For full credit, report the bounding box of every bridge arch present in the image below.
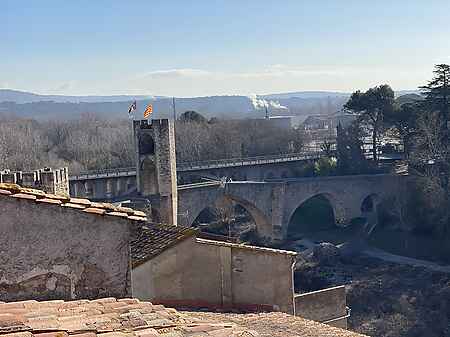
[139,157,158,195]
[360,193,380,214]
[286,192,346,237]
[189,193,272,240]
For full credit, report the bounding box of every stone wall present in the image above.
[294,286,348,329]
[0,196,131,301]
[132,238,296,314]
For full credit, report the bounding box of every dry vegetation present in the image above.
[0,115,305,174]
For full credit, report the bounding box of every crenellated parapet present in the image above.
[0,167,69,197]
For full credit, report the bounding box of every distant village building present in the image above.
[302,112,356,131]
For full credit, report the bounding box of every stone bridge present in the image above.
[68,151,322,200]
[177,174,405,242]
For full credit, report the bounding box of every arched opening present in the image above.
[287,194,337,239]
[139,133,155,155]
[359,193,380,236]
[192,197,257,242]
[191,195,271,244]
[140,158,158,195]
[361,194,379,214]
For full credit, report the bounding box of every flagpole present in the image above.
[172,97,177,121]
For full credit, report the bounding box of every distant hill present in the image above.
[0,89,154,104]
[0,89,425,121]
[395,93,424,105]
[261,91,351,100]
[0,95,288,121]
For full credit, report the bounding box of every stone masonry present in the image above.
[0,167,69,197]
[134,119,178,226]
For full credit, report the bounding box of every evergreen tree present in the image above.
[420,64,450,132]
[336,121,367,174]
[345,84,395,162]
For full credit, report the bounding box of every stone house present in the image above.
[0,183,147,302]
[131,227,297,314]
[131,228,349,328]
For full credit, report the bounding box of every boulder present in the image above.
[312,242,341,265]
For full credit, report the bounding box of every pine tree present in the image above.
[345,85,395,162]
[420,64,450,132]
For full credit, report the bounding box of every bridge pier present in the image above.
[105,179,113,199]
[269,185,287,241]
[84,181,92,198]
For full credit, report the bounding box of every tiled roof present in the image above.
[0,298,256,337]
[181,311,369,337]
[0,183,148,222]
[131,225,197,268]
[196,238,298,256]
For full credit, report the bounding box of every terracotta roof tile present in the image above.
[0,333,33,337]
[0,183,22,193]
[69,198,92,206]
[83,208,107,215]
[0,189,12,195]
[0,297,368,336]
[12,193,36,201]
[127,216,147,222]
[115,207,135,215]
[61,203,87,210]
[43,194,70,202]
[132,211,147,217]
[35,198,62,205]
[99,203,118,212]
[105,212,128,218]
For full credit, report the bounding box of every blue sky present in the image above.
[2,0,450,97]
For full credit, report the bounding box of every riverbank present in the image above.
[295,255,450,337]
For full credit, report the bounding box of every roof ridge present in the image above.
[195,238,297,256]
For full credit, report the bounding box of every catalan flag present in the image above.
[144,103,153,119]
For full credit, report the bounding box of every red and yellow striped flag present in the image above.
[143,104,153,119]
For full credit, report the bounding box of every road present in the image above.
[292,238,450,274]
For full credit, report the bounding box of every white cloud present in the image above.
[54,81,77,93]
[126,64,429,97]
[130,65,348,96]
[141,68,212,79]
[139,65,342,82]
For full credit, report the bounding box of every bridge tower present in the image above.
[133,119,178,226]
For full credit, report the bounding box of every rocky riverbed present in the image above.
[295,251,450,337]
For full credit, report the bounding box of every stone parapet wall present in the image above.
[294,285,348,328]
[0,167,69,196]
